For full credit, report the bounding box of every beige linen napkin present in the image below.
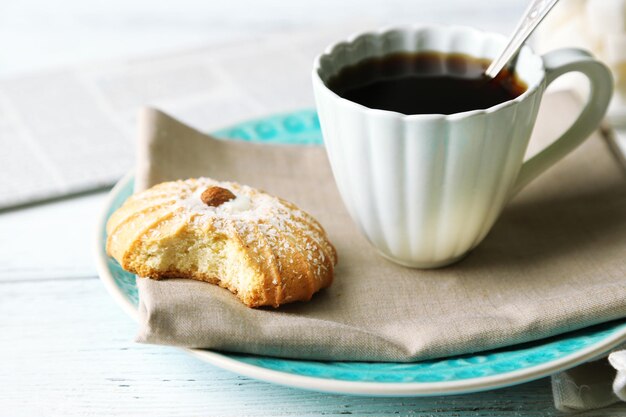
[134,90,626,364]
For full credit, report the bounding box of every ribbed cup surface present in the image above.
[313,26,546,267]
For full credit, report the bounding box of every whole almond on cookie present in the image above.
[201,186,236,207]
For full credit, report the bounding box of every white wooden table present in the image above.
[2,0,626,415]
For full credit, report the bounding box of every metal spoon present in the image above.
[484,0,560,78]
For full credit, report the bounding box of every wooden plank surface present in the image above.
[2,278,626,417]
[2,0,626,415]
[1,192,625,416]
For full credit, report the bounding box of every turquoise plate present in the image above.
[95,109,626,396]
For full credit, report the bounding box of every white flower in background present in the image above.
[535,0,626,125]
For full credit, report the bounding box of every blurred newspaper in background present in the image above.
[2,20,626,210]
[0,28,351,209]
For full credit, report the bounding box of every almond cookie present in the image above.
[106,178,336,307]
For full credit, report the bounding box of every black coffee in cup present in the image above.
[326,51,527,115]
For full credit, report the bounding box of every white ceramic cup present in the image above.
[312,25,613,268]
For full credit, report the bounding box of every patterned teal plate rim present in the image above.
[94,109,626,397]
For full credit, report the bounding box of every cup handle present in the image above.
[511,48,614,195]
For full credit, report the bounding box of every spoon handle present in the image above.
[485,0,560,78]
